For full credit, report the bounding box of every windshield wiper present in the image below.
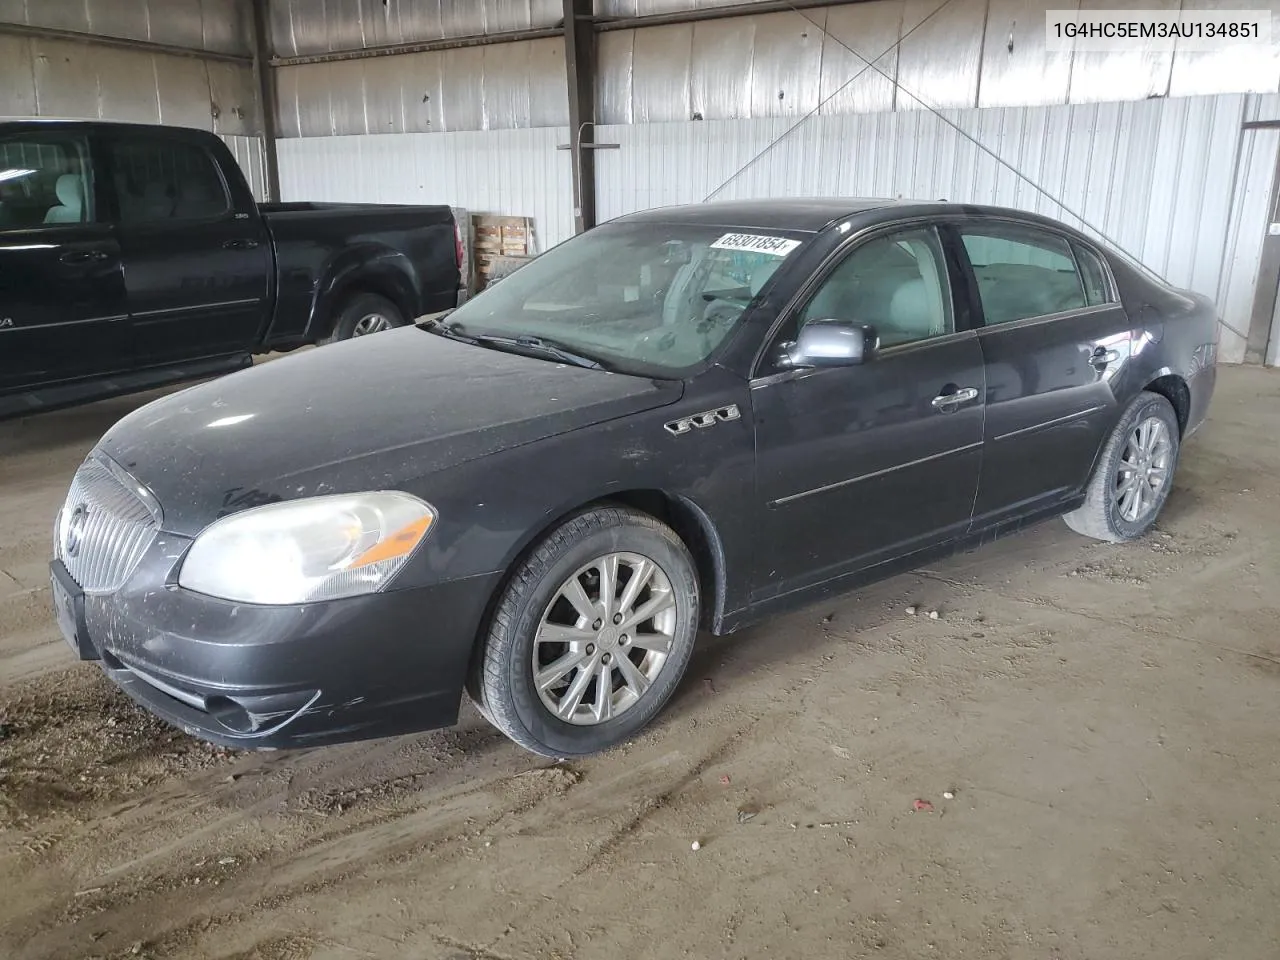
[418,312,477,343]
[473,334,606,371]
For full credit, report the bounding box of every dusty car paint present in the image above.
[50,198,1218,748]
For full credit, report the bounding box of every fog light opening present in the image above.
[205,695,256,733]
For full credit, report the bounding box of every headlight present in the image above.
[178,492,435,604]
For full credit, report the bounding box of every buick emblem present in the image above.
[65,504,89,558]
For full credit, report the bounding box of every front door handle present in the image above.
[222,238,261,250]
[931,386,980,412]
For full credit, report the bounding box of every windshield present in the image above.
[440,222,807,374]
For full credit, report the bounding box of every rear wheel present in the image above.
[468,507,699,758]
[1063,391,1180,543]
[324,292,404,343]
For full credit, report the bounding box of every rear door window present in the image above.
[960,225,1087,325]
[0,135,94,228]
[108,136,229,224]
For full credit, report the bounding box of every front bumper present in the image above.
[51,538,501,749]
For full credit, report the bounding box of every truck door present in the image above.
[105,130,270,365]
[0,129,130,394]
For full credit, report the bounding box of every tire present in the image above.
[468,506,700,758]
[1063,391,1181,543]
[323,292,404,344]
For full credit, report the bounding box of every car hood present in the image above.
[98,328,684,536]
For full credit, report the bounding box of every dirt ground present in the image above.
[2,367,1279,960]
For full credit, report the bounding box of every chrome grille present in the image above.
[54,456,161,594]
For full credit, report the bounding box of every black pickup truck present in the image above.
[0,119,462,418]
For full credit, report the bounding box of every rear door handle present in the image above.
[931,386,980,411]
[1090,347,1121,367]
[222,238,261,250]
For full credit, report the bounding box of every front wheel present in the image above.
[468,507,700,758]
[1063,391,1181,543]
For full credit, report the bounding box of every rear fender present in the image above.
[308,246,420,341]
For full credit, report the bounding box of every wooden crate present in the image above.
[472,214,532,290]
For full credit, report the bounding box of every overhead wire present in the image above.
[706,2,1247,344]
[702,0,961,203]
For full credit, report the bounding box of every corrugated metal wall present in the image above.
[267,0,562,56]
[267,0,1280,135]
[222,134,270,200]
[0,0,249,54]
[277,126,574,250]
[596,0,1280,123]
[0,1,257,135]
[274,37,568,137]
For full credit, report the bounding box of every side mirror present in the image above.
[778,320,877,369]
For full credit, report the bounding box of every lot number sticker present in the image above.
[710,233,802,257]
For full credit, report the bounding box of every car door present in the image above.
[105,130,270,365]
[750,223,985,602]
[0,129,130,394]
[953,220,1132,528]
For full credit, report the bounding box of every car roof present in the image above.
[615,197,900,233]
[0,117,208,136]
[612,197,1095,240]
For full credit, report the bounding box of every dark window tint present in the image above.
[961,225,1086,324]
[1073,243,1114,306]
[0,136,93,228]
[800,226,953,348]
[109,137,229,223]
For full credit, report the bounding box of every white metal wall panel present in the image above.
[0,34,254,133]
[0,33,37,116]
[818,2,901,116]
[592,0,1280,125]
[895,0,986,110]
[2,0,248,54]
[596,94,1257,351]
[268,0,563,56]
[1221,94,1280,364]
[277,126,575,249]
[977,0,1071,108]
[221,135,270,200]
[273,36,567,136]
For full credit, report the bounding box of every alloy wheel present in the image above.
[1113,416,1173,523]
[532,552,678,726]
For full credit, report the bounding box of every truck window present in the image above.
[0,135,94,228]
[109,136,230,224]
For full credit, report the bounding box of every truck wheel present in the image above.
[468,507,700,758]
[325,293,404,343]
[1063,391,1181,543]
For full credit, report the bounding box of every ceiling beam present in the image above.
[0,20,252,64]
[595,0,876,32]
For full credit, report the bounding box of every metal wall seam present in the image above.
[277,126,575,248]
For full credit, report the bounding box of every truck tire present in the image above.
[467,506,700,758]
[1063,391,1181,543]
[324,293,404,343]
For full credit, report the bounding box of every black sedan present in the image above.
[50,199,1218,757]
